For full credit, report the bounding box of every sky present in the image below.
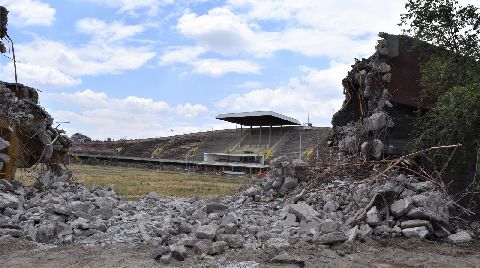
[0,0,475,140]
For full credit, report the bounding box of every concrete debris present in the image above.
[318,232,348,245]
[0,156,472,263]
[447,231,473,244]
[402,226,429,239]
[0,137,9,151]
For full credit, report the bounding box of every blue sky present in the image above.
[0,0,474,140]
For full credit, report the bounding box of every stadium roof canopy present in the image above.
[216,111,301,126]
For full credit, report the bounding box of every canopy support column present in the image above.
[249,126,252,146]
[239,125,243,148]
[268,125,272,148]
[258,126,262,148]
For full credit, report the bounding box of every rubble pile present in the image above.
[332,33,396,159]
[0,81,71,173]
[0,156,475,264]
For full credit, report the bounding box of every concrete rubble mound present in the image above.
[0,155,474,264]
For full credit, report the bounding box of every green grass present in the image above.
[68,164,251,200]
[15,164,252,200]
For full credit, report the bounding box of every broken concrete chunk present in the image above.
[265,237,290,250]
[288,201,319,221]
[367,112,387,131]
[402,226,429,239]
[243,186,261,197]
[205,202,229,214]
[400,220,432,230]
[390,198,413,217]
[0,153,10,163]
[169,244,187,261]
[318,220,340,234]
[0,192,19,209]
[195,224,217,240]
[318,231,348,245]
[366,206,380,226]
[278,176,298,195]
[447,231,472,244]
[216,234,245,249]
[372,139,384,159]
[151,246,170,259]
[346,225,358,243]
[0,138,9,151]
[209,241,228,255]
[410,181,436,192]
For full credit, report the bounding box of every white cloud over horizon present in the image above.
[0,0,56,27]
[216,61,349,125]
[44,89,211,140]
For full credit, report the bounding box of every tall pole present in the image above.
[299,132,302,160]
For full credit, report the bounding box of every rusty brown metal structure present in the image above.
[0,7,70,180]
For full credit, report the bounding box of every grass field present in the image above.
[16,164,252,200]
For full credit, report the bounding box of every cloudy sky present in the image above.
[0,0,472,140]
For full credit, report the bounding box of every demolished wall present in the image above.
[332,33,433,159]
[0,81,71,179]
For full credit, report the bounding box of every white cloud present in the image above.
[173,1,410,61]
[89,0,174,16]
[177,8,255,55]
[159,46,206,66]
[176,103,208,118]
[0,0,55,26]
[76,18,148,42]
[191,58,260,76]
[44,89,209,139]
[216,61,350,126]
[0,62,81,88]
[236,80,263,89]
[0,17,157,87]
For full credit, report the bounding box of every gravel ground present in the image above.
[1,236,480,268]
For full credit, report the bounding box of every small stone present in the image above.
[209,241,228,255]
[160,253,172,264]
[151,246,170,259]
[447,231,472,244]
[195,224,217,240]
[402,226,429,239]
[193,240,213,254]
[410,181,436,192]
[357,224,372,239]
[169,244,187,261]
[318,220,340,234]
[390,198,413,217]
[345,225,358,243]
[278,176,298,195]
[205,202,229,214]
[366,206,380,226]
[318,231,348,245]
[0,138,9,151]
[216,234,245,249]
[244,186,261,197]
[265,237,290,250]
[400,220,432,230]
[0,228,24,237]
[288,202,319,221]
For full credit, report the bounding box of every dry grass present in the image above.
[16,164,252,200]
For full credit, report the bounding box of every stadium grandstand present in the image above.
[70,111,332,174]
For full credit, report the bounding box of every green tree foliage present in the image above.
[400,0,480,191]
[399,0,480,59]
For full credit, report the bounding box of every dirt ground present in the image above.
[1,237,480,268]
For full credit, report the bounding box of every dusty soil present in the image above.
[1,237,479,268]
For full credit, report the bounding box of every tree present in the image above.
[400,0,480,196]
[399,0,480,59]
